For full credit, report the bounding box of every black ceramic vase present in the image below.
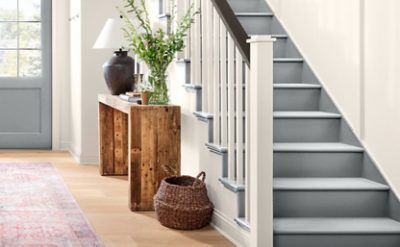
[103,50,135,95]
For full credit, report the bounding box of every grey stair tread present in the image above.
[271,34,288,39]
[274,178,389,191]
[274,142,364,152]
[274,111,341,119]
[182,84,202,90]
[219,177,245,192]
[274,83,321,89]
[274,218,400,234]
[235,12,274,17]
[274,58,304,62]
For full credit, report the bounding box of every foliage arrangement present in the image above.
[121,0,199,104]
[137,78,154,93]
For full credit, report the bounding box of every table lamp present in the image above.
[93,17,135,95]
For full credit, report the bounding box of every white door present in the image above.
[0,0,52,149]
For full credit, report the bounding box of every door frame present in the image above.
[0,0,53,149]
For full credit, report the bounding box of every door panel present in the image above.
[0,89,41,132]
[0,0,52,149]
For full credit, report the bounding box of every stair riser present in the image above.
[274,191,389,217]
[238,16,272,35]
[274,235,400,247]
[274,88,320,111]
[238,16,284,35]
[228,0,271,13]
[274,118,340,142]
[274,152,363,177]
[274,38,301,58]
[274,62,306,83]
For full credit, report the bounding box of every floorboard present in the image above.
[0,151,233,247]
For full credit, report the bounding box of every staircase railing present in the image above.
[209,0,250,65]
[176,0,274,245]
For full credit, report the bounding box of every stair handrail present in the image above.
[209,0,250,65]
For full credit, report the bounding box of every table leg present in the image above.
[99,102,128,176]
[128,106,181,211]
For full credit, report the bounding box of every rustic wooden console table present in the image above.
[98,94,181,211]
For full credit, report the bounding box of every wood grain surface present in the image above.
[129,106,181,211]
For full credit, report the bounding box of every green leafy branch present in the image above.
[120,0,199,73]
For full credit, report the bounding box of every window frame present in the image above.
[0,0,42,77]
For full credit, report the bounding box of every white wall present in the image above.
[52,0,71,150]
[68,0,124,163]
[69,0,82,158]
[80,0,124,163]
[268,0,362,134]
[363,0,400,194]
[266,0,400,194]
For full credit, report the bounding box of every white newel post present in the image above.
[247,36,275,247]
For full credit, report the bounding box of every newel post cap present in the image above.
[247,35,276,43]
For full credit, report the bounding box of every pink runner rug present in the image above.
[0,163,102,246]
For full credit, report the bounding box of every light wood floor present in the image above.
[0,151,233,247]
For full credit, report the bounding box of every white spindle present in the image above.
[245,64,250,222]
[207,4,214,113]
[201,0,209,112]
[227,34,235,180]
[220,22,228,148]
[236,49,244,185]
[248,36,275,247]
[189,0,195,81]
[175,0,183,60]
[213,10,220,144]
[193,0,201,86]
[184,0,191,59]
[160,0,167,15]
[175,0,191,60]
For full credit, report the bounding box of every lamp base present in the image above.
[103,50,135,95]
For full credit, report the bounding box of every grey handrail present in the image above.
[210,0,250,65]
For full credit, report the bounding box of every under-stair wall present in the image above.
[170,49,252,247]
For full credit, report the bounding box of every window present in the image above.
[0,0,42,77]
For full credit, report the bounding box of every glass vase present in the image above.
[148,69,169,105]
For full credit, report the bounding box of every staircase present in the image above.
[228,0,400,246]
[176,0,400,245]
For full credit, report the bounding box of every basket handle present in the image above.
[196,171,206,182]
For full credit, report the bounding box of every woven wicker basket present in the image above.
[154,172,213,230]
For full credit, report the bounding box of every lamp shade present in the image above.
[93,18,127,49]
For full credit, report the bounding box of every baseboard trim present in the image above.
[68,145,99,165]
[78,155,99,165]
[211,209,250,247]
[59,141,70,151]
